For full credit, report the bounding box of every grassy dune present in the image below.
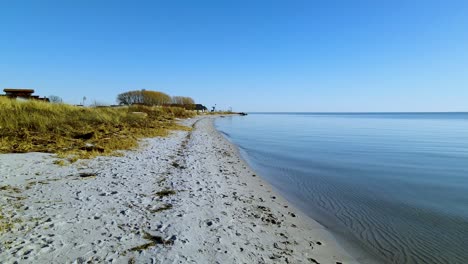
[0,97,194,161]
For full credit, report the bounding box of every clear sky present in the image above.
[1,0,467,112]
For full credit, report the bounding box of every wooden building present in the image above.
[2,89,50,102]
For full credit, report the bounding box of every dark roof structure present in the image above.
[195,104,208,111]
[4,88,35,95]
[2,88,49,102]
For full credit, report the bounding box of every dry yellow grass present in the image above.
[0,97,195,160]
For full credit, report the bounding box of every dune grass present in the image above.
[0,97,195,161]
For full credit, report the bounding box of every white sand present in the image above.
[0,116,359,264]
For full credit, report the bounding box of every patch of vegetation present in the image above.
[78,172,97,179]
[0,208,15,234]
[154,189,176,198]
[53,159,66,166]
[129,232,174,252]
[171,161,186,169]
[149,204,173,213]
[0,97,194,160]
[25,178,61,190]
[33,199,63,204]
[129,242,155,252]
[0,185,22,193]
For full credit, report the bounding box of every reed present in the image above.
[0,97,194,161]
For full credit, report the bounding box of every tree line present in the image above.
[117,90,195,107]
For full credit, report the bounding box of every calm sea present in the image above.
[215,113,468,264]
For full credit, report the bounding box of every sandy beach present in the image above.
[0,116,359,264]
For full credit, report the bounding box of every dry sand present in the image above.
[0,116,359,263]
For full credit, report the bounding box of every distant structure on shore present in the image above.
[1,89,49,102]
[195,104,208,112]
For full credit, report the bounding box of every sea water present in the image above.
[215,113,468,264]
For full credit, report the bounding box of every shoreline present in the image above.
[0,116,359,263]
[216,121,382,264]
[214,117,381,264]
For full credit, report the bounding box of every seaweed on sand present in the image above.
[129,232,174,252]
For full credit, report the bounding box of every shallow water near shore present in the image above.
[215,113,468,264]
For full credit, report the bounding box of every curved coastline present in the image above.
[0,115,359,263]
[200,116,362,263]
[213,117,383,264]
[214,113,468,264]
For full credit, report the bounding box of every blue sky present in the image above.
[1,0,467,112]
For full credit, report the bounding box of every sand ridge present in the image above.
[0,116,359,263]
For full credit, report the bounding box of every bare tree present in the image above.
[172,96,195,105]
[117,90,172,106]
[142,90,171,105]
[49,95,63,103]
[117,90,144,105]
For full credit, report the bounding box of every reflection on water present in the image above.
[215,113,468,264]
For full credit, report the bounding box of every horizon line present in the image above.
[247,111,468,114]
